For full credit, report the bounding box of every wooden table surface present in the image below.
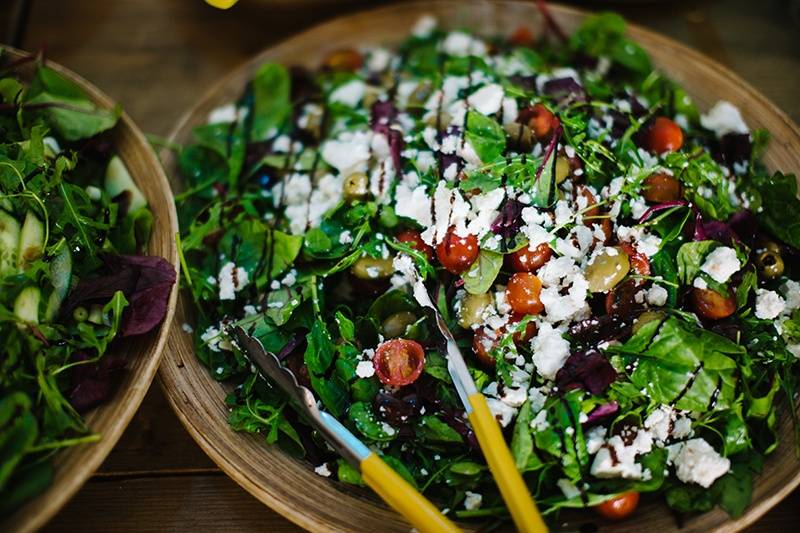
[4,0,799,530]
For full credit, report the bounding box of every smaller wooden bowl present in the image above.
[160,2,800,531]
[0,48,180,533]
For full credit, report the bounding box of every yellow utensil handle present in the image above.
[204,0,238,9]
[467,393,548,533]
[361,453,461,533]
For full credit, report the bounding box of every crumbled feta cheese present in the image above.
[755,289,786,320]
[557,479,581,500]
[585,426,607,454]
[781,280,800,311]
[441,31,487,57]
[647,285,669,307]
[530,322,570,380]
[367,47,391,72]
[218,262,249,300]
[530,410,550,432]
[181,323,194,334]
[463,491,483,510]
[700,101,749,137]
[355,360,375,378]
[43,136,61,154]
[700,246,740,283]
[411,14,437,37]
[207,103,240,124]
[486,397,517,427]
[467,84,504,116]
[314,463,332,477]
[321,130,371,176]
[420,181,471,245]
[590,432,652,480]
[693,277,708,290]
[668,438,730,488]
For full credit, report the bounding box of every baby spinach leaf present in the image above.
[348,402,396,442]
[749,171,800,248]
[462,249,502,295]
[464,110,505,163]
[415,415,463,443]
[251,63,291,140]
[676,240,716,284]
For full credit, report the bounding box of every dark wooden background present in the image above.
[2,0,799,530]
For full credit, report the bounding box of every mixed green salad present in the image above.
[176,12,800,524]
[0,51,175,514]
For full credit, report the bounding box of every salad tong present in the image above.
[403,262,549,533]
[227,326,460,533]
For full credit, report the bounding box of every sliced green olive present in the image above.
[504,123,533,153]
[757,250,784,279]
[73,306,88,323]
[554,156,570,184]
[632,310,664,335]
[585,248,630,293]
[382,311,418,338]
[457,292,494,329]
[343,173,370,202]
[351,256,394,280]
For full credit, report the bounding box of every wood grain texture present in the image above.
[157,2,800,532]
[0,50,180,533]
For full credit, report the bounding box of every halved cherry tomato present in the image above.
[373,339,425,386]
[619,242,651,278]
[436,227,479,274]
[525,103,559,140]
[396,229,434,261]
[508,243,553,272]
[642,172,682,203]
[506,273,544,315]
[323,48,363,71]
[647,117,683,154]
[577,185,601,221]
[691,287,737,320]
[509,26,535,46]
[472,327,498,368]
[595,491,640,520]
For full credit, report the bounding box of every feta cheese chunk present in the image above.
[668,438,730,488]
[329,79,365,107]
[700,246,740,283]
[463,491,483,510]
[218,262,249,300]
[530,322,570,380]
[755,289,786,320]
[700,101,749,137]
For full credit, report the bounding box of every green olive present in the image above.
[73,306,88,323]
[764,241,782,254]
[408,81,433,108]
[757,250,784,279]
[351,256,394,280]
[585,248,630,293]
[343,173,370,202]
[632,310,665,335]
[382,311,418,338]
[554,156,570,184]
[504,123,533,153]
[457,292,494,329]
[424,111,452,131]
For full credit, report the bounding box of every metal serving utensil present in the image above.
[227,325,460,533]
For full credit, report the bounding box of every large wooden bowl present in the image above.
[159,2,800,531]
[0,49,180,533]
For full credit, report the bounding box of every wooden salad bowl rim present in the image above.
[158,2,800,532]
[0,48,180,533]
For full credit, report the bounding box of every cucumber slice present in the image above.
[0,209,20,276]
[44,247,72,321]
[105,156,147,213]
[14,286,41,324]
[17,211,44,270]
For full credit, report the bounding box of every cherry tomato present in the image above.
[578,185,601,221]
[506,273,544,316]
[595,492,640,520]
[323,48,363,71]
[472,327,498,368]
[642,172,682,203]
[373,339,425,386]
[508,243,553,272]
[619,242,651,278]
[526,103,559,140]
[647,117,684,154]
[691,287,737,320]
[509,26,535,46]
[436,228,479,274]
[396,229,434,261]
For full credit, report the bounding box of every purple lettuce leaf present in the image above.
[490,198,525,241]
[542,77,587,102]
[68,353,127,413]
[555,349,617,395]
[583,401,620,428]
[63,254,176,337]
